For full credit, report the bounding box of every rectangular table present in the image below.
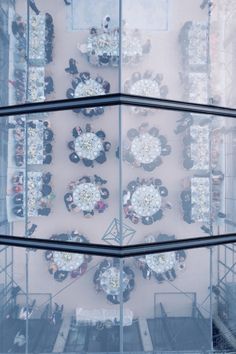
[191,177,210,222]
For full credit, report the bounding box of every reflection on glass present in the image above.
[0,243,236,352]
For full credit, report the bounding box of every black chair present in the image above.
[99,54,110,66]
[176,250,187,261]
[159,135,167,146]
[124,151,135,164]
[38,207,51,216]
[94,175,107,185]
[161,145,171,156]
[123,289,130,303]
[143,70,153,79]
[43,154,52,164]
[127,180,138,192]
[66,88,75,99]
[79,176,91,183]
[128,278,135,291]
[160,85,169,98]
[44,143,52,154]
[152,209,163,221]
[99,259,110,271]
[13,206,24,217]
[170,268,177,280]
[149,127,159,137]
[82,158,94,167]
[159,186,168,197]
[123,266,135,278]
[142,216,153,225]
[13,193,23,205]
[154,73,164,84]
[103,142,111,152]
[96,130,106,139]
[54,270,68,282]
[94,107,104,116]
[69,152,80,163]
[43,172,52,184]
[164,271,172,281]
[96,151,107,164]
[154,178,162,186]
[143,162,157,172]
[101,188,109,199]
[85,123,92,132]
[67,141,75,150]
[107,295,120,304]
[183,158,194,170]
[127,128,139,141]
[71,77,81,89]
[155,273,165,283]
[93,269,100,284]
[72,127,79,138]
[44,129,54,142]
[42,184,52,197]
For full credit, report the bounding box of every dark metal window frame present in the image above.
[1,93,236,256]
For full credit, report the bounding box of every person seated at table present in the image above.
[96,151,107,164]
[102,80,110,93]
[13,193,23,205]
[64,192,74,211]
[44,128,54,141]
[67,141,75,151]
[44,143,52,154]
[127,278,135,291]
[27,121,36,129]
[201,224,212,235]
[95,200,107,213]
[107,294,119,304]
[48,262,58,275]
[100,188,109,199]
[44,76,54,94]
[69,152,80,163]
[103,141,111,152]
[142,216,153,225]
[15,154,24,167]
[96,130,106,139]
[13,206,24,217]
[152,209,163,222]
[183,211,194,224]
[72,126,82,138]
[83,108,94,118]
[90,27,97,35]
[43,172,52,184]
[161,144,171,156]
[38,207,51,216]
[54,270,68,282]
[71,77,81,89]
[82,158,94,168]
[85,123,92,132]
[141,264,151,280]
[45,250,53,261]
[99,53,110,66]
[176,250,186,262]
[94,175,107,185]
[83,210,94,217]
[99,259,111,272]
[94,106,104,116]
[15,143,24,156]
[66,88,75,99]
[42,184,52,197]
[123,289,130,303]
[79,176,91,183]
[80,72,90,82]
[43,154,52,164]
[65,58,78,75]
[183,134,195,145]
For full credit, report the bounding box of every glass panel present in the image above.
[1,106,120,243]
[121,105,236,244]
[121,0,236,108]
[1,1,119,107]
[1,242,236,352]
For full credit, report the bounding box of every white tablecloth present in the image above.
[130,133,161,164]
[75,133,103,160]
[75,79,105,98]
[27,120,44,164]
[100,267,129,296]
[191,177,210,222]
[53,252,84,271]
[29,12,45,64]
[28,67,45,102]
[131,185,162,217]
[73,183,101,211]
[190,125,210,170]
[146,252,176,274]
[130,79,160,98]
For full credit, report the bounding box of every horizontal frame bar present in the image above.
[0,233,236,257]
[1,94,236,118]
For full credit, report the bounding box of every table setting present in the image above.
[75,132,104,160]
[130,185,162,217]
[191,177,210,222]
[100,267,129,296]
[73,182,101,212]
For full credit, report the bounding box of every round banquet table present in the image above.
[73,183,101,211]
[100,267,129,296]
[75,133,103,160]
[53,251,84,271]
[87,31,119,58]
[131,185,162,217]
[145,252,176,274]
[130,133,161,164]
[74,79,105,98]
[130,79,160,97]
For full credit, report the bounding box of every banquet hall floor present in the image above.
[10,0,220,318]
